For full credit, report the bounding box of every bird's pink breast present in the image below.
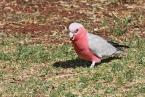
[72,28,101,62]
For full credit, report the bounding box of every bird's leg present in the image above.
[90,61,96,68]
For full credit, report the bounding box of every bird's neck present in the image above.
[72,31,88,48]
[73,27,88,41]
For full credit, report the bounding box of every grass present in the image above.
[0,33,145,97]
[101,16,131,36]
[1,0,145,96]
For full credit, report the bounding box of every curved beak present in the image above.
[69,32,74,40]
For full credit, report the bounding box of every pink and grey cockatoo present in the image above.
[68,22,128,68]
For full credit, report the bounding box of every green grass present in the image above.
[0,33,145,97]
[1,0,145,96]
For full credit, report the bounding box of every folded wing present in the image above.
[87,33,117,58]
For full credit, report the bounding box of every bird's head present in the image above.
[68,22,86,41]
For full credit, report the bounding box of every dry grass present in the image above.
[0,0,145,97]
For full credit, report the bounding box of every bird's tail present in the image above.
[107,41,129,58]
[108,41,129,51]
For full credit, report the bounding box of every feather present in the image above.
[87,33,117,58]
[107,41,129,51]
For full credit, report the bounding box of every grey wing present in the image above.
[87,33,117,58]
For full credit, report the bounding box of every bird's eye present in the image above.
[75,29,78,33]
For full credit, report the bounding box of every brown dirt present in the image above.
[1,0,145,44]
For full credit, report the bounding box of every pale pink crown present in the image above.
[69,22,83,33]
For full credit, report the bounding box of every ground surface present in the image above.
[0,0,145,97]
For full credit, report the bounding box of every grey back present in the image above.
[87,33,117,58]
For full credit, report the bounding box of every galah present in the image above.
[68,22,128,68]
